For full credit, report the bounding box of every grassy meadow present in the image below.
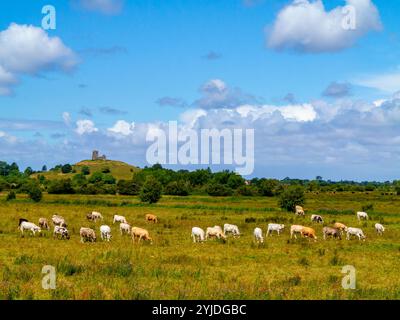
[0,192,400,300]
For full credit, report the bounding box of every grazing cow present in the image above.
[113,215,127,224]
[322,227,342,240]
[295,205,305,216]
[145,214,158,223]
[333,222,348,234]
[19,218,29,226]
[253,228,264,243]
[375,223,385,235]
[20,222,41,236]
[311,215,324,224]
[191,227,205,243]
[301,227,317,240]
[80,227,96,243]
[120,223,131,235]
[290,225,304,239]
[267,223,285,236]
[223,224,240,237]
[52,215,67,227]
[38,218,50,230]
[100,225,112,242]
[206,227,227,241]
[131,227,152,243]
[346,227,366,241]
[53,226,70,240]
[357,211,369,221]
[91,211,103,221]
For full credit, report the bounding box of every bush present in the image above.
[139,176,162,204]
[103,174,116,185]
[89,172,104,184]
[81,166,90,175]
[164,181,190,196]
[226,174,245,189]
[278,186,305,212]
[47,179,75,194]
[258,179,279,197]
[6,191,16,201]
[206,183,233,197]
[61,164,73,174]
[236,185,256,196]
[117,180,140,195]
[27,184,42,202]
[101,167,111,174]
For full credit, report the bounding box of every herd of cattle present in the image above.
[17,205,385,244]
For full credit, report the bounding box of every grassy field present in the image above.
[0,192,399,300]
[31,160,139,181]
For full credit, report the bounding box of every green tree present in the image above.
[164,181,190,196]
[117,180,140,195]
[278,186,305,212]
[42,165,47,172]
[206,183,233,197]
[139,176,162,204]
[24,167,33,176]
[27,183,43,202]
[227,174,245,189]
[47,179,75,194]
[61,164,73,174]
[81,166,90,175]
[258,179,279,197]
[89,172,104,183]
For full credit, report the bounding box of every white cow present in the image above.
[100,225,112,241]
[91,211,103,221]
[20,222,41,236]
[113,215,127,224]
[311,215,324,224]
[191,227,205,243]
[223,224,240,237]
[347,227,366,241]
[52,215,66,227]
[206,227,227,240]
[267,223,285,236]
[290,225,304,239]
[295,206,305,216]
[53,226,70,240]
[253,228,264,243]
[357,211,369,221]
[120,223,131,235]
[375,223,385,235]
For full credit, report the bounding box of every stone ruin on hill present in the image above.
[92,150,107,161]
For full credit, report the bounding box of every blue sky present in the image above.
[1,0,400,181]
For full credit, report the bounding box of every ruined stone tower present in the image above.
[92,150,106,161]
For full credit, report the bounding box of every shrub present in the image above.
[103,174,116,185]
[27,183,42,202]
[61,164,73,174]
[117,180,140,195]
[278,186,305,212]
[226,174,245,189]
[164,181,190,196]
[236,185,256,196]
[47,179,75,194]
[102,167,111,174]
[88,172,104,183]
[6,191,16,201]
[206,183,233,197]
[139,176,162,204]
[81,166,90,175]
[258,179,279,197]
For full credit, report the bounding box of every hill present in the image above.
[32,160,140,181]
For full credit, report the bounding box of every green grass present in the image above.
[31,159,139,181]
[0,192,400,300]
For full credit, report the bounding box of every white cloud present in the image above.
[75,120,98,135]
[267,0,382,53]
[354,71,400,93]
[63,112,72,126]
[0,23,78,95]
[77,0,124,15]
[108,120,135,136]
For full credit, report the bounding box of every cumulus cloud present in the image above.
[108,120,135,136]
[323,82,352,97]
[193,79,259,109]
[354,71,400,93]
[0,23,77,95]
[267,0,382,53]
[76,0,124,15]
[75,120,98,135]
[63,112,72,126]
